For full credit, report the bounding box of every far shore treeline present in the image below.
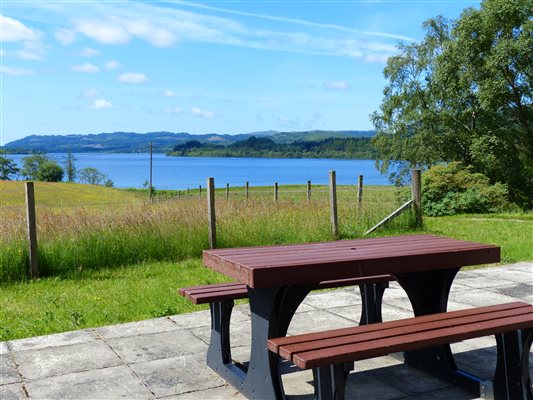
[168,136,376,159]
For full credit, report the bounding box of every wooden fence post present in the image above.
[149,141,153,203]
[187,188,190,196]
[329,171,339,238]
[357,175,363,207]
[412,169,422,227]
[307,180,311,203]
[25,182,38,278]
[207,177,216,249]
[199,185,202,198]
[274,182,278,203]
[226,183,230,200]
[245,181,249,200]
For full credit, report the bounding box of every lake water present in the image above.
[6,153,389,189]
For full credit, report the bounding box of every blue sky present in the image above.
[1,0,479,145]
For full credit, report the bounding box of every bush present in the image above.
[422,162,510,216]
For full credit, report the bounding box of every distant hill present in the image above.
[2,130,375,153]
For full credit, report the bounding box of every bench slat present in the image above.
[267,301,528,352]
[278,305,532,360]
[180,275,394,305]
[293,312,533,369]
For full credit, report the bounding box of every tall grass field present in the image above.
[0,180,413,281]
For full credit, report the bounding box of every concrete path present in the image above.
[1,262,532,400]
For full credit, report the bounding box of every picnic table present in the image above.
[197,234,531,399]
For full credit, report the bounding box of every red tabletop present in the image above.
[203,234,500,288]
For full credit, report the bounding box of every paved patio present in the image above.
[1,262,532,400]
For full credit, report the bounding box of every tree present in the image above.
[371,0,532,207]
[21,154,49,180]
[37,161,64,182]
[0,156,19,180]
[78,167,109,185]
[63,152,77,182]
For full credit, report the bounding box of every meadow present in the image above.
[1,181,531,340]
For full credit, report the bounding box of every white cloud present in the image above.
[55,28,76,45]
[362,54,390,64]
[164,106,182,114]
[162,90,176,98]
[9,2,402,61]
[191,107,215,119]
[72,17,177,47]
[72,63,100,73]
[0,65,34,76]
[122,19,178,47]
[88,99,112,109]
[0,16,46,60]
[79,47,100,57]
[104,60,120,70]
[82,88,99,98]
[323,80,350,91]
[118,72,147,83]
[10,42,46,60]
[0,15,41,42]
[75,19,131,44]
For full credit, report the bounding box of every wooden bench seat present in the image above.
[268,301,533,400]
[179,274,393,304]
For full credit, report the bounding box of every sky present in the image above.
[1,0,480,145]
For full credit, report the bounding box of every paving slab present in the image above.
[191,316,251,346]
[96,317,181,340]
[0,341,9,355]
[170,385,244,399]
[0,383,27,400]
[24,365,155,400]
[411,386,477,399]
[505,262,533,272]
[471,266,533,284]
[1,353,21,385]
[344,371,410,400]
[13,340,122,380]
[8,329,97,352]
[131,353,226,397]
[495,282,533,300]
[303,287,362,309]
[449,287,525,308]
[287,309,355,335]
[453,274,518,289]
[370,362,450,395]
[107,329,207,364]
[168,309,212,328]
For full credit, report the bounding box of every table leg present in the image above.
[358,281,389,325]
[493,328,533,400]
[395,268,486,395]
[207,285,313,399]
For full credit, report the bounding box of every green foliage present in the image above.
[63,152,77,182]
[422,162,510,216]
[37,161,64,182]
[20,154,64,182]
[372,0,533,207]
[21,154,49,180]
[0,156,19,180]
[78,167,110,185]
